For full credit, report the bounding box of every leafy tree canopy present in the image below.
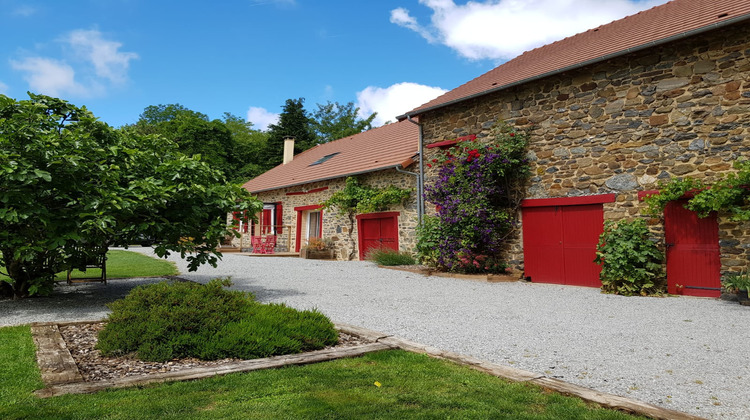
[0,94,261,299]
[263,98,317,168]
[312,101,376,144]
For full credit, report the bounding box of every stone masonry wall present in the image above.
[419,23,750,277]
[233,168,418,260]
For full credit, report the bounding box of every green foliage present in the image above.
[594,219,665,296]
[312,101,376,143]
[722,271,750,293]
[415,215,441,266]
[264,98,317,168]
[644,159,750,221]
[97,279,338,362]
[367,248,416,266]
[0,94,261,298]
[323,177,411,215]
[422,123,529,274]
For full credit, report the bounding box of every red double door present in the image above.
[357,212,399,260]
[523,204,604,287]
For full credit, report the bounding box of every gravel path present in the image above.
[3,248,749,419]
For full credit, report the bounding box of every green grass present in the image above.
[367,248,417,266]
[0,250,178,283]
[61,250,178,281]
[0,326,643,420]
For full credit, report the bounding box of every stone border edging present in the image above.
[377,265,521,283]
[31,321,705,420]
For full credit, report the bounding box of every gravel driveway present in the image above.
[3,248,749,419]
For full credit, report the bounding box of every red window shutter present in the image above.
[275,202,283,235]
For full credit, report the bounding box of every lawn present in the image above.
[60,249,178,281]
[1,326,643,420]
[1,250,178,284]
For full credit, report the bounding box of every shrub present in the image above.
[422,123,529,274]
[415,215,441,266]
[367,248,416,266]
[722,272,750,293]
[97,278,338,361]
[594,219,665,296]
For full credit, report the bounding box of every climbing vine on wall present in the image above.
[322,177,411,260]
[643,159,750,221]
[421,122,530,274]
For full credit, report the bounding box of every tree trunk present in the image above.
[346,212,356,261]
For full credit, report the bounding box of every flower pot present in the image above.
[737,290,749,305]
[300,248,335,260]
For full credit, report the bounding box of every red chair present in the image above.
[264,235,277,254]
[251,236,265,254]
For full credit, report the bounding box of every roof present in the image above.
[400,0,750,119]
[242,120,419,193]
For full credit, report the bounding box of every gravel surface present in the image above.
[3,247,749,419]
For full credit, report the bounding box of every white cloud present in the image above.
[10,29,137,98]
[0,81,8,95]
[391,0,670,61]
[12,5,36,17]
[10,57,91,97]
[247,106,280,131]
[356,82,447,126]
[65,29,138,84]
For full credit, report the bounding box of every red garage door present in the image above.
[356,212,399,260]
[522,195,615,287]
[664,200,720,297]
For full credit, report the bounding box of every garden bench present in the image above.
[66,244,107,285]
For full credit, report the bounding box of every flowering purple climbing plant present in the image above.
[421,123,530,274]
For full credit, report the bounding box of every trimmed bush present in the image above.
[97,278,338,361]
[367,248,416,266]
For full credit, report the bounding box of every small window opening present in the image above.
[717,13,729,18]
[309,152,340,166]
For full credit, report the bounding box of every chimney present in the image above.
[283,136,295,165]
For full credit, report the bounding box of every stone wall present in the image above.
[418,23,750,277]
[233,168,418,260]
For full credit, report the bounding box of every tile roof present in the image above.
[242,120,419,193]
[400,0,750,118]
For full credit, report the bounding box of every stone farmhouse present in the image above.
[238,120,420,260]
[397,0,750,297]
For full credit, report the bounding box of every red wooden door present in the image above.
[357,213,399,260]
[664,200,720,297]
[522,206,564,284]
[562,205,605,287]
[523,204,603,287]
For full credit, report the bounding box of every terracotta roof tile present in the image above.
[242,120,418,193]
[401,0,750,117]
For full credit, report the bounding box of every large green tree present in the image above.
[222,112,269,182]
[263,98,316,169]
[129,104,235,177]
[312,101,376,143]
[0,94,261,299]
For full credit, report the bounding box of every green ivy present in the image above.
[644,159,750,221]
[322,177,411,260]
[594,219,665,296]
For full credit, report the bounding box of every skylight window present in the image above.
[309,152,340,166]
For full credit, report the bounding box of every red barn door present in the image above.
[356,212,399,260]
[664,200,720,297]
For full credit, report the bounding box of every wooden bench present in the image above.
[66,245,107,285]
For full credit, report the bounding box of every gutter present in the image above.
[405,115,425,225]
[398,13,750,120]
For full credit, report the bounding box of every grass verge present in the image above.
[60,249,178,281]
[1,326,642,419]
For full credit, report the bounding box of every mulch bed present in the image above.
[58,322,371,383]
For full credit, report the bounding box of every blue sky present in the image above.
[0,0,667,129]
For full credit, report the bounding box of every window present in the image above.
[309,152,340,166]
[307,211,321,240]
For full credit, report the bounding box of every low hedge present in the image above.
[97,278,338,362]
